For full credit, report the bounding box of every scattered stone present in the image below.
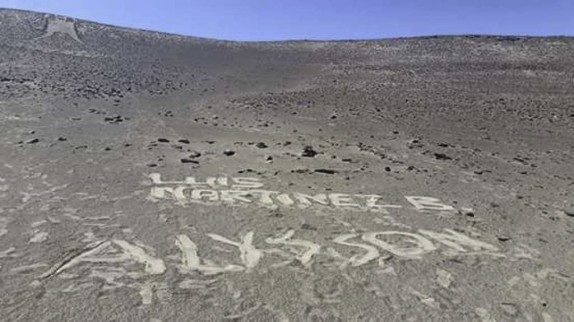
[459,208,475,217]
[266,156,273,162]
[302,146,318,157]
[57,137,67,141]
[157,138,170,143]
[384,167,391,172]
[256,142,268,149]
[223,150,235,156]
[497,235,511,242]
[314,169,338,174]
[147,163,157,168]
[564,206,574,217]
[188,151,201,158]
[178,139,190,144]
[434,153,452,160]
[301,223,317,230]
[26,138,39,144]
[513,157,528,165]
[180,158,199,164]
[104,115,124,124]
[104,147,111,151]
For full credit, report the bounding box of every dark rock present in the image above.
[223,150,235,156]
[147,164,157,167]
[314,169,338,174]
[180,158,199,164]
[256,142,268,149]
[188,151,201,158]
[157,138,170,143]
[434,153,452,160]
[564,207,574,217]
[302,146,318,157]
[57,137,67,141]
[104,115,124,124]
[178,139,190,144]
[26,138,39,144]
[384,167,391,172]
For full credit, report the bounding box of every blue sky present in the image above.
[0,0,572,41]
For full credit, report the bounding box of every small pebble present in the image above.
[180,158,199,164]
[497,236,510,242]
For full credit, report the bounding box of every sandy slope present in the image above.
[1,8,573,321]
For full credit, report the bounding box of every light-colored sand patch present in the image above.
[436,269,453,288]
[37,16,82,43]
[29,231,48,243]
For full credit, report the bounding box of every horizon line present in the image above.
[2,7,573,43]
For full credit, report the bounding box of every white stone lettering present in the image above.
[232,177,265,189]
[220,190,253,203]
[405,196,455,211]
[190,189,219,201]
[292,193,329,208]
[207,231,263,271]
[418,229,499,253]
[266,230,321,267]
[362,231,437,259]
[333,234,380,267]
[329,193,360,208]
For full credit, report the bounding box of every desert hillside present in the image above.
[1,9,573,321]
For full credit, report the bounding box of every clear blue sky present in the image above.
[1,0,572,41]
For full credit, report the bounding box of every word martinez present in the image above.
[146,173,456,213]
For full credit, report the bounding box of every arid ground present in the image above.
[1,8,573,321]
